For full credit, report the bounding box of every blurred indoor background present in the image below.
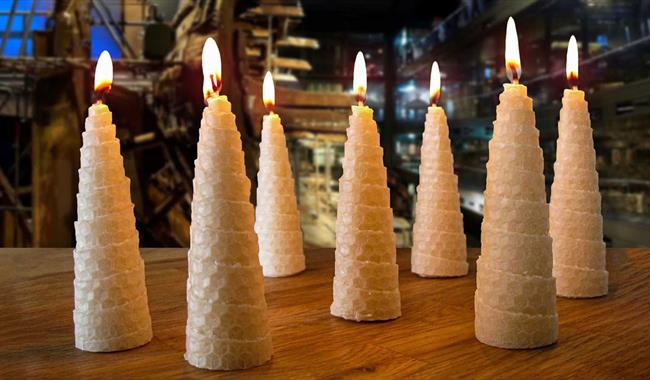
[0,0,649,248]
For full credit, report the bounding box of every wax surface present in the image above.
[185,94,272,370]
[330,104,401,321]
[549,88,608,298]
[255,112,305,277]
[74,102,153,352]
[411,105,468,277]
[474,83,558,349]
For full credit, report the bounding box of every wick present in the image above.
[572,85,578,91]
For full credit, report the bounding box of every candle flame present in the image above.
[263,71,275,113]
[429,61,441,106]
[202,37,222,101]
[505,17,522,84]
[93,50,112,104]
[353,51,367,106]
[566,35,579,89]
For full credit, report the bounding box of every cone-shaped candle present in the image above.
[73,50,153,352]
[411,62,468,277]
[330,52,401,322]
[474,18,558,349]
[255,72,305,277]
[550,36,608,298]
[185,38,272,370]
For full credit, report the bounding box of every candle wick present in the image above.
[572,85,578,91]
[357,100,364,107]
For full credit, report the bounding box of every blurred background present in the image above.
[0,0,649,248]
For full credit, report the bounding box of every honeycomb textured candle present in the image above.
[550,89,608,298]
[411,106,468,277]
[73,104,153,352]
[255,114,305,277]
[330,105,401,322]
[185,96,272,370]
[474,84,558,349]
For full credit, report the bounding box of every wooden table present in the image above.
[2,248,649,378]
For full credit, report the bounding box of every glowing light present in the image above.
[429,61,441,105]
[505,17,522,83]
[202,37,222,100]
[93,50,112,103]
[566,35,579,89]
[263,71,275,113]
[353,51,367,105]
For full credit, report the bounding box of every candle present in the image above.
[254,71,305,277]
[411,61,468,278]
[73,50,153,352]
[185,38,272,370]
[330,51,401,322]
[474,18,558,349]
[549,35,608,298]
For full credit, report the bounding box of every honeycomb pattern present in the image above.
[476,85,557,349]
[411,254,468,278]
[339,164,387,185]
[480,227,552,277]
[487,142,544,172]
[550,189,601,214]
[187,97,271,370]
[255,211,301,232]
[185,334,272,371]
[78,160,124,187]
[193,173,251,202]
[331,110,400,322]
[483,197,549,235]
[331,280,401,322]
[474,295,558,349]
[553,263,608,298]
[187,265,265,305]
[255,115,305,278]
[190,199,254,231]
[549,92,608,298]
[412,230,465,252]
[73,104,152,352]
[336,204,394,232]
[80,139,120,167]
[259,255,305,278]
[338,181,390,207]
[477,261,556,315]
[335,229,396,263]
[484,169,546,202]
[552,237,605,269]
[76,324,152,353]
[334,258,399,290]
[73,295,151,340]
[550,208,602,241]
[552,169,599,192]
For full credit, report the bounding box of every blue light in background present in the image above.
[0,1,122,59]
[0,1,50,56]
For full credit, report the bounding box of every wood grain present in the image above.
[1,248,649,378]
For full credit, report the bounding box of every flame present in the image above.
[353,51,367,105]
[429,61,441,105]
[202,37,222,100]
[566,35,579,89]
[263,71,275,113]
[505,17,522,83]
[93,50,112,103]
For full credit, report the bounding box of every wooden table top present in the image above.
[2,248,649,378]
